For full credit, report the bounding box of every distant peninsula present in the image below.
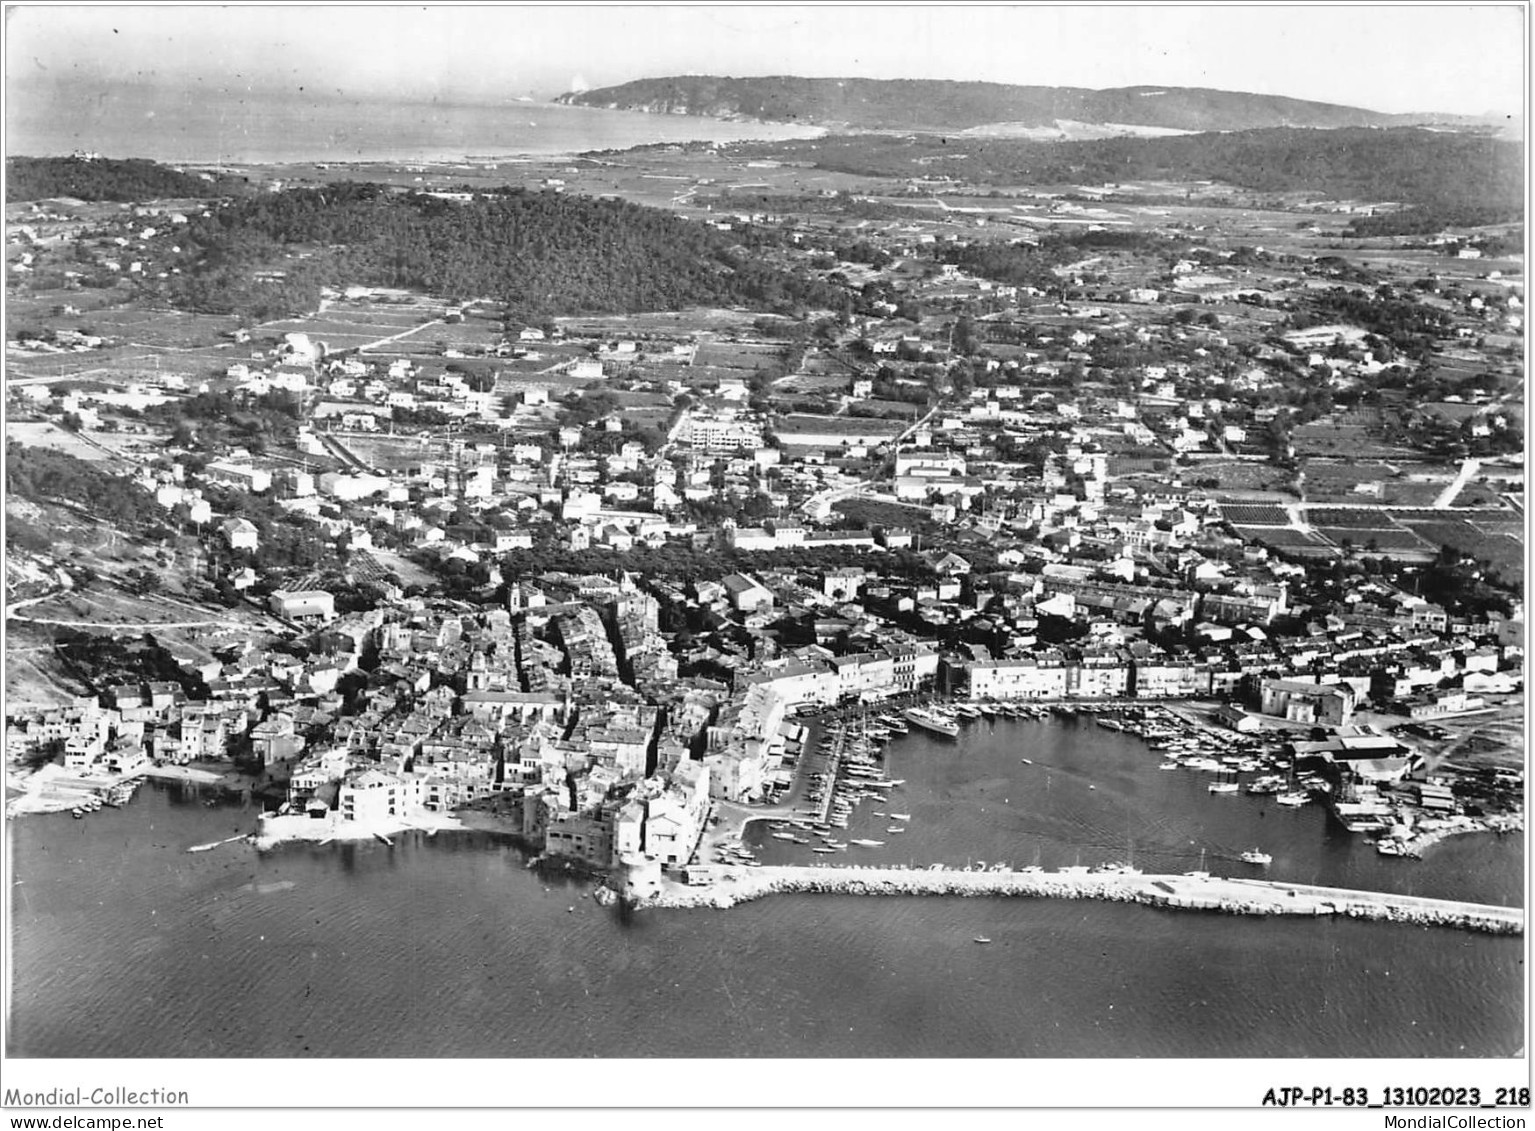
[556,76,1484,135]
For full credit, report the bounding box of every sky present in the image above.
[5,4,1527,117]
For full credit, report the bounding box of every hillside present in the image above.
[6,156,249,202]
[167,184,848,322]
[742,128,1524,218]
[557,76,1471,133]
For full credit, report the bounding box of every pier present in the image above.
[633,865,1523,935]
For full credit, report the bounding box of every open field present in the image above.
[1232,526,1335,556]
[1378,480,1453,506]
[6,420,135,465]
[1300,460,1408,502]
[1314,527,1432,553]
[1434,698,1525,773]
[1190,462,1292,493]
[335,433,439,472]
[362,547,439,588]
[692,340,784,369]
[1293,426,1413,460]
[1452,481,1505,508]
[556,308,784,336]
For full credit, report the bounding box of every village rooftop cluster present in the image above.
[3,150,1525,876]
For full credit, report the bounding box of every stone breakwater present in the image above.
[632,866,1524,936]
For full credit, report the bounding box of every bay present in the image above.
[5,85,822,164]
[7,715,1522,1058]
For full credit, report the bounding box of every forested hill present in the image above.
[6,156,248,202]
[169,185,847,322]
[760,128,1524,218]
[558,76,1440,132]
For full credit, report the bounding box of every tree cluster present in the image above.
[166,185,850,323]
[6,157,248,202]
[5,445,166,535]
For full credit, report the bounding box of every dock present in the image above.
[634,864,1523,935]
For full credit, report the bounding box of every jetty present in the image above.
[632,865,1523,935]
[186,834,247,854]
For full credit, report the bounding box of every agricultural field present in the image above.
[692,340,785,369]
[1400,517,1481,546]
[1314,527,1432,554]
[1379,480,1451,506]
[1107,456,1170,477]
[1232,525,1334,554]
[555,308,771,337]
[1218,503,1289,526]
[1399,515,1525,589]
[1292,424,1412,459]
[389,318,504,354]
[1451,480,1505,508]
[1300,460,1400,502]
[1305,507,1394,528]
[1187,461,1292,495]
[832,496,939,534]
[262,298,457,354]
[7,340,242,385]
[774,373,851,396]
[337,435,437,472]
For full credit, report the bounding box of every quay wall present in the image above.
[633,866,1523,935]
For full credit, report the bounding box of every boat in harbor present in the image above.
[1208,781,1240,794]
[849,838,885,847]
[1275,792,1310,807]
[1158,761,1180,770]
[1092,861,1143,876]
[888,813,911,821]
[1240,849,1273,866]
[1184,848,1211,880]
[886,826,906,834]
[903,708,961,738]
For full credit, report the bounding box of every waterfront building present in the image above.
[1259,677,1356,726]
[338,769,409,823]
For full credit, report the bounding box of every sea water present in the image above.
[7,716,1522,1058]
[5,85,822,164]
